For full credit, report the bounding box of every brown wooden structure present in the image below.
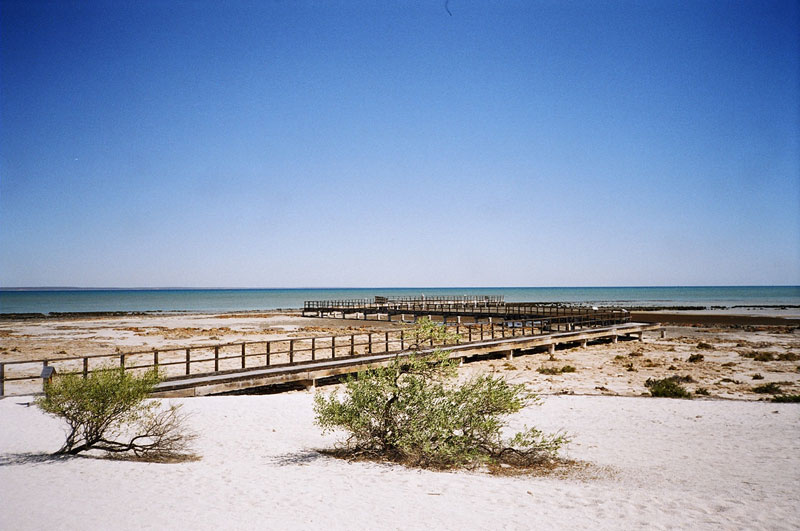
[0,318,656,397]
[303,296,629,326]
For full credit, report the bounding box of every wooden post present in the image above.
[368,333,372,354]
[214,346,219,372]
[468,326,472,342]
[83,357,88,378]
[311,337,316,361]
[120,353,125,371]
[154,350,159,368]
[289,339,294,363]
[185,348,191,375]
[350,334,355,356]
[241,343,246,368]
[331,336,336,358]
[0,363,4,397]
[266,342,271,366]
[400,330,405,350]
[548,343,555,355]
[385,331,389,353]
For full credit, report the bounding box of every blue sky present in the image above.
[1,1,798,288]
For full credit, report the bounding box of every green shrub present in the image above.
[537,365,576,375]
[36,368,194,458]
[314,319,569,469]
[696,342,713,350]
[688,354,704,363]
[777,352,798,361]
[645,377,692,398]
[695,387,709,396]
[752,373,764,380]
[772,394,800,403]
[752,383,782,395]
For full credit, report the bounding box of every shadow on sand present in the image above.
[0,452,70,467]
[270,450,327,466]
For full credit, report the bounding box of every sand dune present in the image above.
[1,392,798,530]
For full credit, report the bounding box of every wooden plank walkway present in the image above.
[303,298,629,324]
[151,323,663,397]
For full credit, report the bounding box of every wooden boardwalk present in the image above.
[303,297,630,325]
[0,321,661,398]
[154,322,662,397]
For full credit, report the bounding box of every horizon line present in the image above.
[2,285,799,291]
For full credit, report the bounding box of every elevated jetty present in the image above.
[1,320,661,398]
[303,295,630,326]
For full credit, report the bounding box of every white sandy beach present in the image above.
[1,391,798,530]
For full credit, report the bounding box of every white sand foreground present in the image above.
[1,393,798,530]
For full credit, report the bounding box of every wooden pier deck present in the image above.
[0,321,661,398]
[151,323,662,397]
[302,297,629,325]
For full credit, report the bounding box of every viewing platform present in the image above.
[302,295,630,327]
[1,318,659,398]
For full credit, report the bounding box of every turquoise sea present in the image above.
[1,287,798,315]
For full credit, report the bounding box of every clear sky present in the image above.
[1,0,798,288]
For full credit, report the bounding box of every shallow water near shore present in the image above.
[2,286,798,315]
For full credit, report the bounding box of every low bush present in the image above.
[752,373,764,380]
[752,383,782,395]
[687,354,704,363]
[645,377,692,398]
[36,368,194,459]
[694,387,709,396]
[777,352,798,361]
[696,342,714,350]
[772,394,800,403]
[742,351,776,361]
[314,319,569,469]
[537,365,576,375]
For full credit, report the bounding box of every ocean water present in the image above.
[0,286,798,314]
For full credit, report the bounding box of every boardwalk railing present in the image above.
[303,299,627,321]
[303,295,504,310]
[0,313,627,397]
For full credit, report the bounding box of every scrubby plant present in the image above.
[752,383,782,395]
[752,373,764,380]
[696,342,713,350]
[645,377,692,398]
[777,352,798,361]
[314,319,569,469]
[772,394,800,403]
[36,368,194,459]
[742,351,776,361]
[687,354,704,363]
[694,387,709,396]
[537,365,576,375]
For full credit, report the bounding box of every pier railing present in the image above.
[0,313,626,397]
[303,299,623,320]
